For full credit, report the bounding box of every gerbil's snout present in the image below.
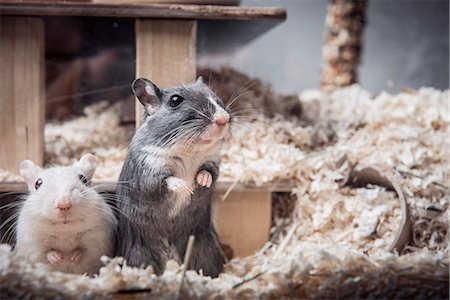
[213,111,230,127]
[56,198,72,211]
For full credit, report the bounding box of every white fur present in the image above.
[15,156,116,275]
[140,144,220,219]
[166,155,214,218]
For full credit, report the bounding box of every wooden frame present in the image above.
[135,19,197,125]
[0,2,287,258]
[214,191,272,258]
[0,2,286,20]
[0,17,45,174]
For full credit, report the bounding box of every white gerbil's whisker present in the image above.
[92,183,133,193]
[2,224,18,244]
[98,184,135,192]
[100,196,133,206]
[0,213,20,243]
[82,202,132,223]
[1,227,17,244]
[99,193,136,204]
[0,201,25,211]
[0,212,21,231]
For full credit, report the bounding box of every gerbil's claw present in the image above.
[70,249,83,264]
[166,176,194,195]
[196,170,213,188]
[47,250,63,264]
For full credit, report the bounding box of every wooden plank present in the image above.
[0,2,286,20]
[135,19,197,125]
[214,191,272,258]
[0,17,45,174]
[93,0,240,4]
[0,180,297,193]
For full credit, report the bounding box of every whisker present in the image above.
[227,80,257,107]
[0,212,21,231]
[226,89,256,110]
[188,107,211,121]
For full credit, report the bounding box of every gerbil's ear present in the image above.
[132,78,161,116]
[196,76,205,85]
[75,154,97,181]
[19,160,42,191]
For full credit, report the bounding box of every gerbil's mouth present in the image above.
[199,139,213,145]
[58,211,72,224]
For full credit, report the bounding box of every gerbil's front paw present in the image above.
[47,250,63,264]
[69,249,83,264]
[166,176,194,195]
[196,170,213,188]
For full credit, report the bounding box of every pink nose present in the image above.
[214,112,230,127]
[57,199,72,210]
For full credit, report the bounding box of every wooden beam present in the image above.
[0,2,287,20]
[0,17,45,173]
[214,191,272,258]
[0,180,297,193]
[135,19,197,125]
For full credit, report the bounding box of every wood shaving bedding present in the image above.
[0,169,23,182]
[1,84,448,298]
[44,101,131,180]
[1,242,447,299]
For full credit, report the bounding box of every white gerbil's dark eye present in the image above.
[169,95,184,107]
[35,178,43,190]
[79,174,89,185]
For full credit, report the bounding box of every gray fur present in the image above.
[114,78,228,277]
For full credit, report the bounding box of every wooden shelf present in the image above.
[0,1,287,259]
[0,179,295,193]
[0,2,286,20]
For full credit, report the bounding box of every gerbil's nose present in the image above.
[57,198,72,210]
[213,111,230,127]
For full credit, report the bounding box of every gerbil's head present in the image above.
[19,154,99,224]
[132,77,231,156]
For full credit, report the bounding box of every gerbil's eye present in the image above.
[169,94,184,107]
[78,174,88,185]
[35,178,43,190]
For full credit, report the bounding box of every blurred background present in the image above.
[201,0,449,94]
[44,0,449,119]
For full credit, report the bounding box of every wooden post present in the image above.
[214,191,272,258]
[0,17,45,173]
[135,19,197,125]
[321,0,366,92]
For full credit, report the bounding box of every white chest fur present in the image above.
[141,146,218,218]
[167,156,209,218]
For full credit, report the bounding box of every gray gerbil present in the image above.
[15,154,116,275]
[114,77,230,277]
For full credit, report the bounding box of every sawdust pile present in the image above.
[1,241,447,298]
[1,84,448,298]
[44,101,132,180]
[0,170,23,182]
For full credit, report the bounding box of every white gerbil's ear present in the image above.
[75,153,97,181]
[196,76,205,85]
[19,160,42,191]
[132,78,162,116]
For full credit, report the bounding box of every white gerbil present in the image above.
[15,154,116,275]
